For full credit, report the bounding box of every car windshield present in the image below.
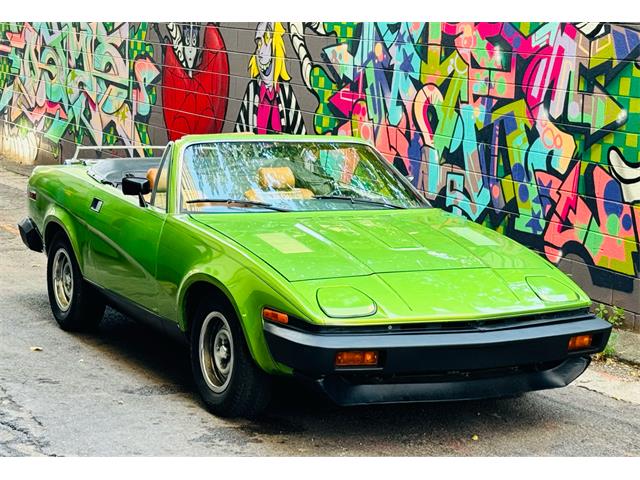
[181,141,427,212]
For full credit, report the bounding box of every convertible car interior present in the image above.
[86,157,162,188]
[86,151,339,209]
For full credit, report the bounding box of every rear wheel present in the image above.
[46,234,105,331]
[190,298,271,418]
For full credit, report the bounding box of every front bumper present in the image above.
[264,310,611,405]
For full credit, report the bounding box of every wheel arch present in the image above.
[43,209,84,269]
[44,220,68,252]
[181,276,241,335]
[178,273,279,373]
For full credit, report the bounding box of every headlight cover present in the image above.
[526,276,579,303]
[316,286,377,318]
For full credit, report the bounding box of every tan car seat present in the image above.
[146,167,168,208]
[245,167,313,202]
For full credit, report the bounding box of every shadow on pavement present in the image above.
[70,307,562,449]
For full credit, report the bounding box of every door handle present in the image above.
[90,198,103,212]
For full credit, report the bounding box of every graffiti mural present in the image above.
[0,22,159,163]
[234,22,306,134]
[159,22,229,140]
[299,22,640,296]
[1,21,640,323]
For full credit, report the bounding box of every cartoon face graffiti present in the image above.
[161,23,229,140]
[248,22,290,88]
[254,22,275,88]
[167,22,202,76]
[235,22,305,135]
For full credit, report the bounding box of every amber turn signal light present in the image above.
[335,350,379,367]
[262,308,289,324]
[568,334,593,351]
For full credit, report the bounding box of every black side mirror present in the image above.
[122,176,150,207]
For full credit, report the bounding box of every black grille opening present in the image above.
[337,360,566,385]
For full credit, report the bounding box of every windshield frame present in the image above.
[176,137,431,214]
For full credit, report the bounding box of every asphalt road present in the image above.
[1,166,640,456]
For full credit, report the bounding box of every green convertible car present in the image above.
[18,134,611,417]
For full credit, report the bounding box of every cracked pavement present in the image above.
[1,166,640,456]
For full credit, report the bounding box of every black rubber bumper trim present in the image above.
[264,314,611,377]
[18,217,43,252]
[306,356,591,406]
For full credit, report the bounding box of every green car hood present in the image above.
[192,209,590,322]
[193,208,547,282]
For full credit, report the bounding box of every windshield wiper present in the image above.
[312,195,405,209]
[186,198,290,212]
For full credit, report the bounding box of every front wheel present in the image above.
[46,234,105,331]
[190,299,271,418]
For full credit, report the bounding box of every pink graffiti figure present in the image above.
[235,22,305,135]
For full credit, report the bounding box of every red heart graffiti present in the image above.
[161,24,230,140]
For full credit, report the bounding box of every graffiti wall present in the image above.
[0,22,160,162]
[1,22,639,329]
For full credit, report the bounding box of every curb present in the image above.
[0,159,34,177]
[612,329,640,367]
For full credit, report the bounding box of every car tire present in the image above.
[46,233,105,331]
[190,298,271,418]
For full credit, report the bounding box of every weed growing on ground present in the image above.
[594,304,624,360]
